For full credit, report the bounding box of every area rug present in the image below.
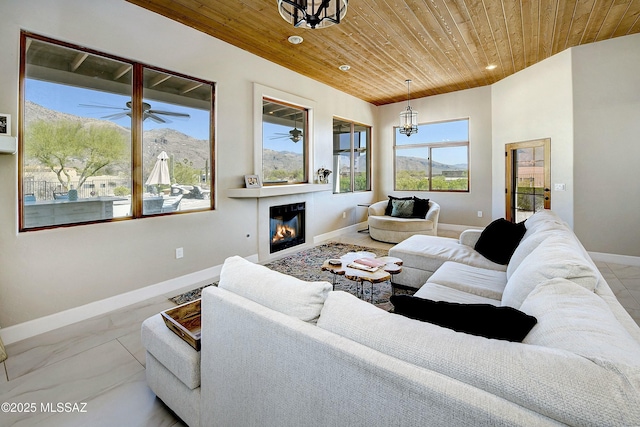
[169,242,410,310]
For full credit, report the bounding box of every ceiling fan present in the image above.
[269,116,304,143]
[80,101,190,123]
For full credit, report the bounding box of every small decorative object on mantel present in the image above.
[316,167,332,183]
[244,174,262,188]
[0,113,10,136]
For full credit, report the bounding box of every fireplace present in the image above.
[270,202,305,253]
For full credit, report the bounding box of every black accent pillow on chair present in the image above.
[474,218,526,264]
[412,197,430,219]
[390,295,537,342]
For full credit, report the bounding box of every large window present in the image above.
[20,33,214,230]
[333,118,371,193]
[394,119,469,192]
[262,98,308,185]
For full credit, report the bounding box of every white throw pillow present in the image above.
[219,256,331,324]
[521,278,640,375]
[502,236,598,309]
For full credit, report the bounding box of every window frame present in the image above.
[18,32,216,231]
[261,97,309,185]
[253,83,315,186]
[332,117,371,194]
[393,118,470,193]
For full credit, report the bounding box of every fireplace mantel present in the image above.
[226,183,331,199]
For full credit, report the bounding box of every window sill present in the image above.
[227,183,331,198]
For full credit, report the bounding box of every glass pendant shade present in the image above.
[278,0,348,29]
[399,79,418,136]
[399,107,418,136]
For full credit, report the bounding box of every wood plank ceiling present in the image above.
[126,0,640,106]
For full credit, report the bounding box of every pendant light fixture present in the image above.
[399,79,418,137]
[278,0,348,29]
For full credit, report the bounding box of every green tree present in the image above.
[174,159,200,185]
[25,120,128,191]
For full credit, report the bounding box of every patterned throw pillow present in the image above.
[390,199,415,217]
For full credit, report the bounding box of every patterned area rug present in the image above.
[169,242,409,310]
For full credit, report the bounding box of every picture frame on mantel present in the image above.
[0,114,10,136]
[244,174,262,188]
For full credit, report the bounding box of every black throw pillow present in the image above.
[474,218,526,265]
[390,295,537,342]
[385,195,413,216]
[412,197,430,219]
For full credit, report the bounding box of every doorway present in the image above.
[505,138,551,223]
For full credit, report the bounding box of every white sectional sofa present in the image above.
[142,209,640,426]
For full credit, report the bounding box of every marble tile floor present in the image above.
[1,230,639,426]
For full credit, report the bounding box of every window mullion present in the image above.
[350,123,355,192]
[131,64,144,218]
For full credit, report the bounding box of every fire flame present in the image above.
[272,224,297,243]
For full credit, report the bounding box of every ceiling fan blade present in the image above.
[101,112,130,120]
[146,112,168,123]
[148,110,190,118]
[79,104,128,111]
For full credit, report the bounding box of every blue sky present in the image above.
[263,122,304,153]
[395,119,469,165]
[26,79,211,140]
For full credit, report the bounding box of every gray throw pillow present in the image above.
[391,199,415,217]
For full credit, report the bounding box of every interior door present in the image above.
[505,138,551,223]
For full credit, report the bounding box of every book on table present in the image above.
[348,257,386,272]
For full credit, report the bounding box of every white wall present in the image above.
[376,86,494,227]
[491,50,575,226]
[0,0,376,327]
[572,34,640,257]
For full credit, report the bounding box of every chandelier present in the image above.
[399,79,418,137]
[278,0,348,29]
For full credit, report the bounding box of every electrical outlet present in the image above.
[554,183,566,191]
[175,247,184,259]
[477,211,483,218]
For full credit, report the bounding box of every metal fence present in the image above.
[23,179,131,201]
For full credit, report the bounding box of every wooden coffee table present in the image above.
[321,251,402,302]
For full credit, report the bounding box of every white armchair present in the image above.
[367,199,440,243]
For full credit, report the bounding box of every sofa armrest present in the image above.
[459,229,483,247]
[368,200,388,216]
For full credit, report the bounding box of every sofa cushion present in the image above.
[426,261,507,300]
[521,278,640,376]
[219,256,331,324]
[317,291,640,426]
[390,198,415,217]
[384,195,412,215]
[390,295,537,342]
[389,235,507,274]
[523,209,566,234]
[414,282,501,305]
[501,237,598,309]
[474,218,526,265]
[368,215,434,232]
[506,226,576,280]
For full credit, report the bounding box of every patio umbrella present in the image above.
[145,151,171,189]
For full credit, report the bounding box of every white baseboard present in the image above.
[588,251,640,267]
[438,222,483,233]
[0,254,258,345]
[314,222,365,244]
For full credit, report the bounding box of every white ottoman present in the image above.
[141,314,201,427]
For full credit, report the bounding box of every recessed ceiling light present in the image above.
[288,35,303,45]
[485,64,497,70]
[338,64,351,71]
